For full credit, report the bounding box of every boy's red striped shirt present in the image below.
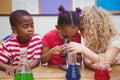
[0,34,43,65]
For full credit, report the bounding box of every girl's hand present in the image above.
[105,63,112,71]
[96,62,112,72]
[67,42,85,54]
[49,46,63,55]
[104,62,112,71]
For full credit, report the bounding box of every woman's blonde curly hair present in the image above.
[80,7,117,53]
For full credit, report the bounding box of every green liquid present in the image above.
[14,72,34,80]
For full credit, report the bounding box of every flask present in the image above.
[66,52,81,80]
[14,48,34,80]
[59,37,68,70]
[61,37,68,58]
[94,55,110,80]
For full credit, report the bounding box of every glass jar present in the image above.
[66,52,81,80]
[61,38,68,57]
[14,48,34,80]
[60,38,68,70]
[94,54,110,80]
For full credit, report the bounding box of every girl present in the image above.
[41,6,82,66]
[67,7,120,71]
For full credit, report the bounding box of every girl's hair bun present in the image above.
[76,7,82,14]
[58,5,66,14]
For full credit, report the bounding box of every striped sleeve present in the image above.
[28,34,43,59]
[0,43,10,64]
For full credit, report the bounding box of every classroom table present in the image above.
[0,65,120,80]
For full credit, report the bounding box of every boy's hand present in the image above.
[6,65,15,76]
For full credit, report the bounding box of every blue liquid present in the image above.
[66,65,81,80]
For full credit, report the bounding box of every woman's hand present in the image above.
[67,42,85,54]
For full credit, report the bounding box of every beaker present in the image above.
[14,48,34,80]
[66,52,81,80]
[94,54,110,80]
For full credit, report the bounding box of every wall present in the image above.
[0,15,120,39]
[111,15,120,33]
[0,16,57,39]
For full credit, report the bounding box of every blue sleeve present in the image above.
[2,35,11,41]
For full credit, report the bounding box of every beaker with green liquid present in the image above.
[14,48,34,80]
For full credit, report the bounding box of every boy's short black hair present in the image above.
[9,10,31,27]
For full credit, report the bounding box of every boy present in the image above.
[0,10,42,75]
